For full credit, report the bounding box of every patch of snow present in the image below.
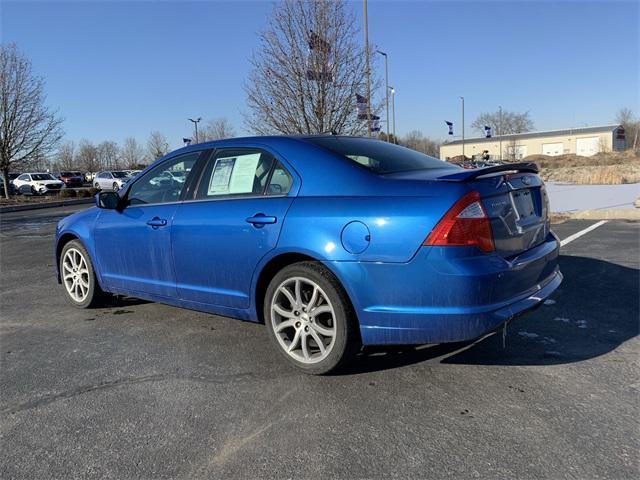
[544,299,556,305]
[575,320,588,329]
[553,317,571,323]
[546,181,640,213]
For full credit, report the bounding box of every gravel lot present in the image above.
[1,205,638,479]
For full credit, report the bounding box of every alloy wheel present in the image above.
[270,276,337,364]
[62,247,90,303]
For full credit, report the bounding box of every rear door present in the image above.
[171,147,296,308]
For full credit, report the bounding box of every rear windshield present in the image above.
[305,137,455,174]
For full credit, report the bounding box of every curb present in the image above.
[0,198,94,213]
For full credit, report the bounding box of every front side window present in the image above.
[32,174,55,181]
[127,152,200,205]
[195,149,274,200]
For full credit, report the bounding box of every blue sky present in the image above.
[2,0,638,148]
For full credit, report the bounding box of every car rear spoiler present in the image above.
[436,162,539,182]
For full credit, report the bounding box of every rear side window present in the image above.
[305,137,454,174]
[195,149,274,199]
[267,162,292,195]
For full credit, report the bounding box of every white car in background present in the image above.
[93,171,130,191]
[12,173,64,195]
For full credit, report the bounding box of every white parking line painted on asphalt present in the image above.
[560,220,608,247]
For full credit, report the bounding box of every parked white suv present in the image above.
[12,173,64,195]
[93,171,129,191]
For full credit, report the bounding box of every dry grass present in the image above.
[525,150,640,184]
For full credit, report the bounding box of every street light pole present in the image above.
[460,96,465,159]
[389,86,396,143]
[377,50,389,142]
[363,0,371,137]
[188,117,202,143]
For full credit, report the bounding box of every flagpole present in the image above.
[460,97,465,159]
[390,86,396,143]
[377,50,389,142]
[499,105,503,161]
[363,0,372,137]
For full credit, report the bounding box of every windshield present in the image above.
[305,137,456,174]
[112,171,128,178]
[32,173,56,181]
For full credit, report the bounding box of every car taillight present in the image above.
[423,190,494,253]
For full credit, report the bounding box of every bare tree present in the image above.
[146,131,169,161]
[121,137,145,169]
[0,43,64,197]
[615,108,639,152]
[76,140,100,173]
[54,141,76,171]
[244,0,378,135]
[198,118,236,142]
[471,109,534,136]
[97,141,120,169]
[400,130,440,157]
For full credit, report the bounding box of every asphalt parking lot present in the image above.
[1,205,638,479]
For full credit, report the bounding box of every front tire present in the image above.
[112,182,119,191]
[60,240,105,308]
[94,182,100,189]
[264,262,360,374]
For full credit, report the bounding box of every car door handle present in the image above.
[146,217,168,228]
[246,213,277,227]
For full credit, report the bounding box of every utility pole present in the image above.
[377,50,389,142]
[389,86,396,143]
[460,96,465,158]
[363,0,372,137]
[188,117,202,143]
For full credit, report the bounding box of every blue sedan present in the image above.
[55,136,562,374]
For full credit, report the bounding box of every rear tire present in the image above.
[94,182,100,189]
[60,240,107,308]
[264,262,360,375]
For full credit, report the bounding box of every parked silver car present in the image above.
[93,171,130,191]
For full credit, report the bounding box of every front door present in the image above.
[171,148,296,308]
[94,151,202,297]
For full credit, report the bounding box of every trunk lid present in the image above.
[382,163,551,258]
[437,164,550,258]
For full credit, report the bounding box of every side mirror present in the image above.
[96,191,121,210]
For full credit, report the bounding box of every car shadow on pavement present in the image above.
[342,255,639,374]
[102,295,150,308]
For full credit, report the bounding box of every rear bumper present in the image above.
[329,234,562,345]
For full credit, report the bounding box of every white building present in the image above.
[440,124,627,160]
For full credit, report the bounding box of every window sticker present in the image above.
[208,157,236,195]
[228,153,261,194]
